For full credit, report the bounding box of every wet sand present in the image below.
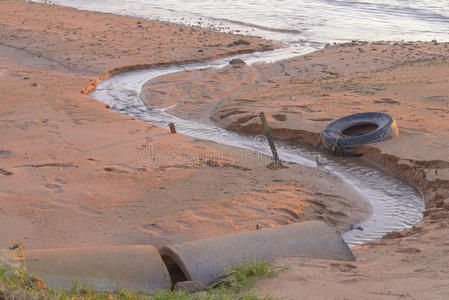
[142,42,449,298]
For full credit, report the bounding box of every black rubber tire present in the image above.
[320,112,398,156]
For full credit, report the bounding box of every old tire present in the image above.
[320,112,398,156]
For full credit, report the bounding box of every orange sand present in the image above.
[2,0,448,298]
[0,0,368,252]
[141,41,449,299]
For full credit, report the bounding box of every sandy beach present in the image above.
[1,0,449,299]
[144,41,449,298]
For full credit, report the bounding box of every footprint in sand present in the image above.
[177,220,194,229]
[87,158,101,163]
[0,150,12,158]
[141,223,170,237]
[54,178,67,185]
[330,262,357,273]
[46,130,60,137]
[0,168,13,176]
[43,183,62,193]
[76,207,104,217]
[272,207,301,219]
[27,203,60,212]
[104,166,129,174]
[116,163,146,172]
[299,105,315,113]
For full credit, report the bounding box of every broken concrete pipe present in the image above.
[23,221,353,292]
[24,245,171,294]
[160,221,354,286]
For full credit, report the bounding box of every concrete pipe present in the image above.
[160,221,354,286]
[25,245,171,293]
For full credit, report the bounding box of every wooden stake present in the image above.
[259,112,279,161]
[168,122,177,134]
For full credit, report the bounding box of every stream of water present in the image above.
[90,53,424,247]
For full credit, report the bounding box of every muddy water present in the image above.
[90,53,424,247]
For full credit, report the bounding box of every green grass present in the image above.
[0,259,282,299]
[0,264,55,299]
[222,258,283,293]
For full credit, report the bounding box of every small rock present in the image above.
[315,155,328,165]
[383,230,409,239]
[350,225,363,231]
[429,211,449,220]
[229,58,246,66]
[272,113,287,121]
[28,276,47,290]
[423,207,442,217]
[174,281,206,293]
[9,242,23,250]
[206,159,219,167]
[229,39,250,46]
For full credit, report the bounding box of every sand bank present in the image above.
[141,41,449,298]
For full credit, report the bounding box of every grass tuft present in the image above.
[224,258,282,293]
[0,258,282,299]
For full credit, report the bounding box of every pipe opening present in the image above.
[161,255,188,285]
[343,123,378,137]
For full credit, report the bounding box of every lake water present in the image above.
[37,0,449,49]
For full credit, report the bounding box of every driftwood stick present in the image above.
[259,112,279,161]
[168,122,177,134]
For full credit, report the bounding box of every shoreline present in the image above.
[0,0,369,249]
[1,0,448,298]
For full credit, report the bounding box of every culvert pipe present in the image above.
[159,221,354,286]
[25,245,171,293]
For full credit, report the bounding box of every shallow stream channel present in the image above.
[90,48,424,248]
